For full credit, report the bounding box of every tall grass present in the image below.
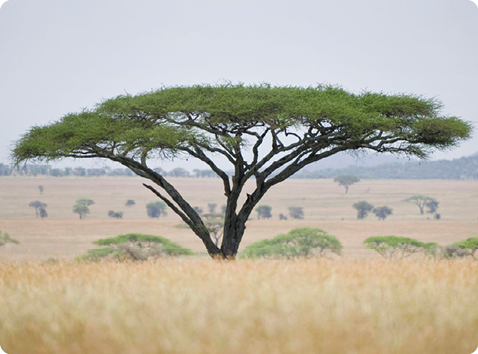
[1,259,477,354]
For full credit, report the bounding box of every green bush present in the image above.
[451,238,478,260]
[79,233,194,261]
[364,236,438,259]
[241,227,342,259]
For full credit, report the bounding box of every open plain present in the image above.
[1,176,478,353]
[1,176,478,260]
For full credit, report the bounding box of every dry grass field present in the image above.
[1,177,478,353]
[1,258,477,354]
[1,176,478,260]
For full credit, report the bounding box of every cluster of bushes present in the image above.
[242,230,478,261]
[255,205,304,220]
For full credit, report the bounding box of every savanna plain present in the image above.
[0,176,477,353]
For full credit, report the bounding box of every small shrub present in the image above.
[279,213,288,220]
[364,236,438,259]
[256,205,272,219]
[193,206,203,215]
[288,207,304,220]
[108,210,123,219]
[146,201,167,218]
[241,227,342,259]
[125,200,136,207]
[372,206,393,221]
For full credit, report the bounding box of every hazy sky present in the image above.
[0,0,477,170]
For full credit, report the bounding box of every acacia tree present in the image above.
[405,195,437,215]
[333,175,360,193]
[12,84,470,259]
[353,201,374,219]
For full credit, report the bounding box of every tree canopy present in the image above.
[12,84,471,259]
[333,175,360,193]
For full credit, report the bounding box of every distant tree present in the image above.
[288,206,304,220]
[256,205,272,219]
[193,206,203,215]
[221,205,227,214]
[208,203,217,214]
[125,199,136,207]
[425,199,439,215]
[79,233,194,261]
[279,213,288,220]
[73,204,90,219]
[108,210,124,219]
[39,207,48,219]
[364,236,438,259]
[0,231,20,247]
[372,206,393,221]
[38,185,44,194]
[29,201,47,218]
[334,175,360,194]
[242,227,342,259]
[146,201,167,218]
[405,195,437,215]
[434,213,441,221]
[76,198,95,206]
[353,201,374,219]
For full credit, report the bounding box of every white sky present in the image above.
[0,0,477,171]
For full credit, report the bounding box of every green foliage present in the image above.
[372,206,393,220]
[405,195,437,215]
[364,236,438,259]
[125,199,136,207]
[452,238,478,260]
[334,175,360,193]
[73,204,90,219]
[77,199,95,206]
[353,201,374,219]
[29,201,47,218]
[288,206,304,220]
[146,201,167,218]
[81,233,194,261]
[12,84,471,168]
[242,227,342,259]
[0,231,20,246]
[256,205,272,219]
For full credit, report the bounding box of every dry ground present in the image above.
[0,259,477,354]
[0,176,477,260]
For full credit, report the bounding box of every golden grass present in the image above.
[1,258,478,354]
